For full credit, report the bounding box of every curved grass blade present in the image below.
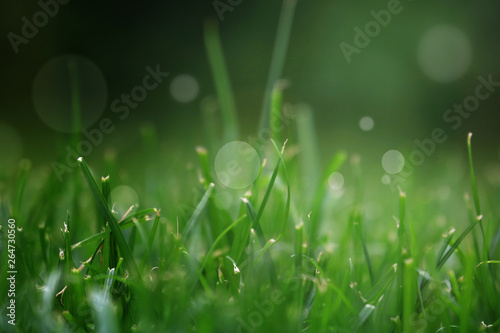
[72,208,157,249]
[203,19,239,142]
[258,0,297,133]
[182,183,214,240]
[436,215,483,270]
[78,157,141,279]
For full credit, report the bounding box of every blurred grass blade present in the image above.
[13,159,30,219]
[204,19,239,142]
[196,214,246,282]
[436,215,483,270]
[296,104,321,206]
[467,133,486,251]
[72,208,157,250]
[311,151,347,241]
[78,157,141,279]
[270,80,287,145]
[354,304,375,330]
[364,263,397,305]
[403,258,417,333]
[259,0,297,132]
[183,183,215,240]
[196,147,213,185]
[103,268,115,303]
[142,209,161,268]
[467,133,481,216]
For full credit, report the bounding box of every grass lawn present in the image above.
[1,3,500,333]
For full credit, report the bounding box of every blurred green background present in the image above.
[2,0,500,179]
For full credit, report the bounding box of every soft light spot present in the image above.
[382,150,405,174]
[170,74,199,103]
[359,116,374,131]
[215,141,260,189]
[328,172,344,190]
[111,185,139,217]
[33,55,107,133]
[381,174,391,185]
[417,25,471,83]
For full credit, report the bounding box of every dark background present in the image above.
[2,0,500,173]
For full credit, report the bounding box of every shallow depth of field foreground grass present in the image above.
[2,9,500,333]
[2,120,500,333]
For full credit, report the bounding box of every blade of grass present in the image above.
[258,0,297,133]
[194,214,247,284]
[12,159,30,219]
[270,80,287,145]
[203,19,239,142]
[182,183,215,240]
[436,215,483,270]
[71,208,157,250]
[467,133,481,217]
[142,209,160,269]
[402,257,417,333]
[296,104,321,208]
[310,151,347,241]
[78,157,141,279]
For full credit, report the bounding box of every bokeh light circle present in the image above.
[359,116,374,131]
[328,172,344,190]
[215,141,260,189]
[170,74,199,103]
[382,150,405,174]
[417,25,472,83]
[381,174,391,185]
[111,185,139,217]
[33,55,107,133]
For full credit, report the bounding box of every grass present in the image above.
[1,4,500,333]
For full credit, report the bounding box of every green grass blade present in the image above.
[78,157,141,279]
[71,209,156,250]
[203,19,239,142]
[296,104,321,207]
[354,304,375,330]
[436,215,483,270]
[467,133,481,216]
[195,214,246,282]
[402,258,417,333]
[142,209,160,269]
[310,151,347,241]
[467,133,487,258]
[183,183,215,240]
[258,0,297,132]
[364,263,397,305]
[13,159,30,219]
[270,80,287,145]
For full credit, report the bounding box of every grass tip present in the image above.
[443,227,456,238]
[196,146,207,154]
